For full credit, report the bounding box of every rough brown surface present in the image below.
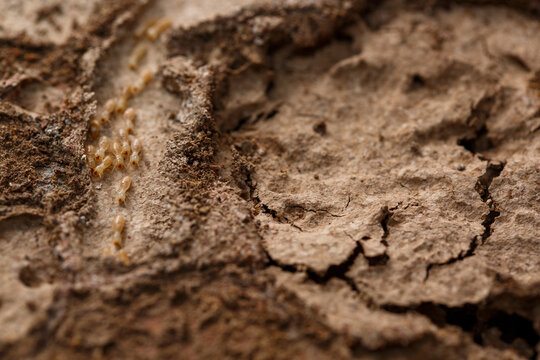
[1,0,539,359]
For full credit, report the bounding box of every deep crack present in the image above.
[425,161,505,281]
[264,241,363,295]
[476,160,505,243]
[424,236,479,281]
[379,206,392,247]
[475,161,505,202]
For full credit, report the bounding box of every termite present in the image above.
[134,18,157,39]
[90,120,100,139]
[98,110,111,125]
[130,68,154,94]
[130,77,145,95]
[116,97,127,113]
[93,155,113,177]
[118,127,128,139]
[99,99,117,124]
[121,139,131,157]
[130,137,141,168]
[141,68,154,84]
[112,141,124,169]
[128,43,148,70]
[124,108,136,133]
[104,99,117,114]
[116,87,132,113]
[112,214,125,248]
[124,108,136,121]
[95,136,110,161]
[116,175,132,203]
[147,18,171,41]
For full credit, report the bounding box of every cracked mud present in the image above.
[0,0,540,359]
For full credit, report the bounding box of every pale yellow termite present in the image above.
[99,99,117,124]
[134,18,157,40]
[116,97,127,114]
[116,87,132,113]
[130,68,154,94]
[121,139,131,157]
[113,213,125,232]
[93,155,113,177]
[147,18,172,41]
[125,120,134,134]
[124,108,136,134]
[112,213,125,247]
[116,175,132,203]
[129,137,141,168]
[124,108,136,121]
[98,111,110,125]
[95,136,110,161]
[128,43,148,70]
[104,99,117,114]
[111,141,125,169]
[118,127,128,140]
[141,68,154,84]
[130,78,145,95]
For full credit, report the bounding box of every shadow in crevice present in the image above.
[386,302,539,359]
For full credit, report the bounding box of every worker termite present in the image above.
[121,139,131,157]
[98,110,111,125]
[116,87,132,113]
[89,120,100,139]
[116,175,132,203]
[111,214,125,248]
[130,68,154,94]
[118,127,128,140]
[116,97,127,113]
[130,137,141,168]
[124,108,136,121]
[95,136,110,161]
[130,77,145,95]
[111,141,125,169]
[99,99,117,124]
[104,99,117,114]
[141,68,154,84]
[134,18,157,39]
[125,119,134,134]
[123,86,133,101]
[147,17,172,41]
[113,213,125,231]
[124,108,136,133]
[86,145,97,169]
[128,43,147,70]
[93,155,113,177]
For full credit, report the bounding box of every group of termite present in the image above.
[85,17,172,263]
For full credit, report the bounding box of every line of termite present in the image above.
[84,17,171,264]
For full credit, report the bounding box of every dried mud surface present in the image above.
[0,0,539,359]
